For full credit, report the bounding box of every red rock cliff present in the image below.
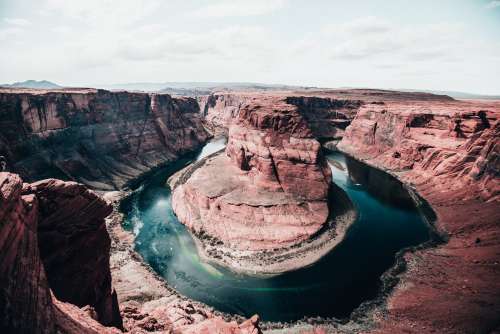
[0,89,209,190]
[0,172,122,333]
[338,101,499,201]
[225,98,331,201]
[29,178,121,328]
[337,98,500,334]
[0,173,55,333]
[198,92,362,140]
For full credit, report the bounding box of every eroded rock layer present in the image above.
[198,92,363,140]
[338,102,499,201]
[0,173,55,334]
[172,97,332,251]
[336,98,500,334]
[29,178,120,327]
[0,172,121,333]
[0,88,209,190]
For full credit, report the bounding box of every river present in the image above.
[121,138,433,321]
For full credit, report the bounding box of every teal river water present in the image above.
[121,138,434,322]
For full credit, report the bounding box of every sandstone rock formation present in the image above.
[285,96,362,140]
[336,97,500,333]
[0,173,55,333]
[338,101,499,201]
[0,172,121,333]
[0,88,209,190]
[29,178,121,327]
[197,93,254,133]
[172,97,333,255]
[198,93,363,139]
[177,314,261,334]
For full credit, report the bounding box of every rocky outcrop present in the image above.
[0,89,209,190]
[338,102,499,201]
[172,97,332,253]
[225,99,331,202]
[285,96,362,140]
[336,99,500,334]
[177,314,261,334]
[198,93,363,140]
[118,300,261,334]
[0,173,55,334]
[28,179,121,328]
[197,93,254,132]
[0,172,121,333]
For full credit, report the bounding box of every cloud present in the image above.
[118,32,222,61]
[329,16,392,35]
[45,0,161,27]
[0,27,22,42]
[50,25,72,34]
[0,18,31,42]
[116,25,273,63]
[486,1,500,9]
[191,0,288,17]
[321,18,465,62]
[1,2,498,94]
[3,1,281,73]
[3,17,31,26]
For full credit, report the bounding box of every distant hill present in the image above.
[397,89,500,100]
[4,80,495,100]
[1,80,61,89]
[98,82,499,100]
[98,82,309,94]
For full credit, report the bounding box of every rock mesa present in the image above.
[172,97,332,252]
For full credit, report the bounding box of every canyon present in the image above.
[0,87,499,333]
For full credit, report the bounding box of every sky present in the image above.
[0,0,499,94]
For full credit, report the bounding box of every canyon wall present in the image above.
[336,99,500,334]
[0,172,121,333]
[225,98,332,201]
[29,178,121,328]
[338,103,499,201]
[198,93,362,140]
[285,96,362,140]
[1,171,262,333]
[0,173,55,333]
[0,89,210,190]
[197,93,254,132]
